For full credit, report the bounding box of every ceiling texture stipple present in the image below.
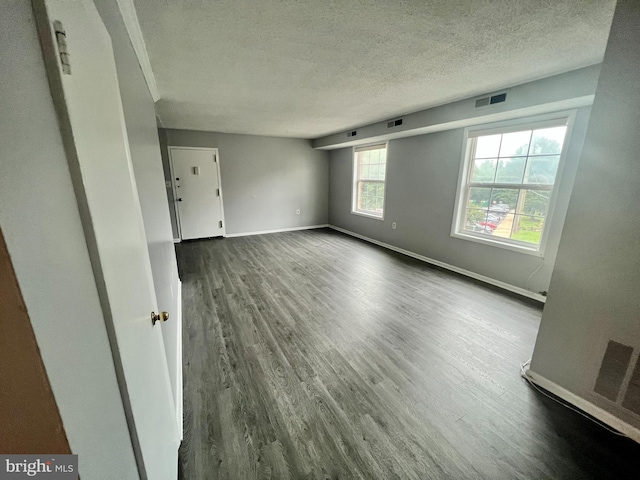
[132,0,616,139]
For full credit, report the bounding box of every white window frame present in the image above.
[451,111,576,257]
[351,142,389,220]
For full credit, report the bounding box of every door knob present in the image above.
[151,311,169,326]
[177,198,182,202]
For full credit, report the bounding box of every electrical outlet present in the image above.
[392,222,397,229]
[296,209,301,215]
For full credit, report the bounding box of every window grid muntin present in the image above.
[353,144,387,217]
[460,125,565,247]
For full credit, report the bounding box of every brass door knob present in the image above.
[151,311,170,326]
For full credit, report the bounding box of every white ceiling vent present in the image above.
[475,92,507,108]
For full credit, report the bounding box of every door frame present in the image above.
[168,146,226,240]
[33,0,179,476]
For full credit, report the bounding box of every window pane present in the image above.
[491,213,514,239]
[475,134,501,158]
[530,126,566,155]
[490,188,518,212]
[464,208,490,233]
[499,130,531,157]
[361,182,372,210]
[468,187,491,209]
[377,164,386,181]
[524,155,560,184]
[353,146,386,216]
[376,184,385,209]
[471,159,497,182]
[487,209,508,227]
[495,157,526,183]
[358,182,384,215]
[511,215,545,244]
[517,189,551,217]
[455,120,569,250]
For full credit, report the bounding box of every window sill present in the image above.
[351,210,384,221]
[451,231,544,257]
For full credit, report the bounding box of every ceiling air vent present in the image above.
[347,130,357,138]
[475,92,507,108]
[387,119,403,128]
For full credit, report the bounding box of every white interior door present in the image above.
[170,148,225,240]
[35,1,179,478]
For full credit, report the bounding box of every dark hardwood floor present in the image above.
[176,228,639,479]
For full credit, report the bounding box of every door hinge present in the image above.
[219,221,223,229]
[53,20,71,75]
[216,188,220,197]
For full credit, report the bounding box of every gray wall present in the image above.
[161,129,329,237]
[328,107,591,295]
[530,0,640,431]
[94,0,182,427]
[0,1,138,477]
[314,65,600,150]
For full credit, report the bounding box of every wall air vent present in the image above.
[594,340,633,401]
[347,130,357,138]
[475,92,507,108]
[623,354,640,414]
[387,119,403,128]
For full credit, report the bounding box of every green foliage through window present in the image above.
[458,121,567,248]
[353,145,387,217]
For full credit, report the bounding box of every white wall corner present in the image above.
[116,0,160,102]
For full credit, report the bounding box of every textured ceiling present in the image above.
[133,0,616,139]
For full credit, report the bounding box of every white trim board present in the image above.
[524,369,640,443]
[328,225,546,303]
[225,224,329,238]
[175,280,183,441]
[116,0,160,102]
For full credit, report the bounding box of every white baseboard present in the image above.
[525,369,640,443]
[173,238,180,244]
[176,280,183,441]
[328,225,546,303]
[225,224,329,238]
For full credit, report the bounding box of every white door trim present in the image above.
[115,0,159,101]
[34,1,179,476]
[175,280,183,440]
[168,146,226,240]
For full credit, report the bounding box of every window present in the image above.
[352,143,387,219]
[452,116,571,253]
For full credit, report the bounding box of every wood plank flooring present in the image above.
[176,228,640,479]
